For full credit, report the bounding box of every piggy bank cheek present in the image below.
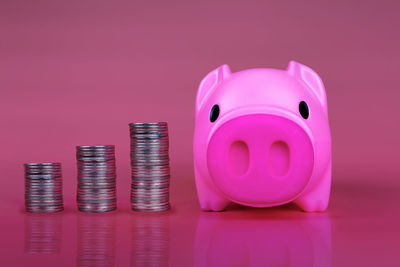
[206,114,314,206]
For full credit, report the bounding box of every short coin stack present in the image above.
[129,122,170,211]
[24,163,64,213]
[76,145,117,212]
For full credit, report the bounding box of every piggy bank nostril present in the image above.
[228,141,249,176]
[268,141,290,176]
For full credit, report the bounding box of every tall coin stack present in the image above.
[76,145,117,212]
[129,122,170,212]
[24,163,64,213]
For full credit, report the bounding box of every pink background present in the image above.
[1,0,399,266]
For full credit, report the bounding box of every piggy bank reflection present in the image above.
[194,211,331,267]
[193,61,331,212]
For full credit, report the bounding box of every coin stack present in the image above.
[129,122,170,212]
[76,145,117,212]
[24,163,64,213]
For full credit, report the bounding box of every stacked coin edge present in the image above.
[129,122,170,212]
[24,162,64,213]
[76,145,117,213]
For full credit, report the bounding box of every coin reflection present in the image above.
[77,214,116,267]
[194,211,332,267]
[131,214,170,266]
[24,213,62,254]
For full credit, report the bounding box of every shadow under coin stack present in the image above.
[76,145,117,212]
[129,122,170,211]
[24,163,64,213]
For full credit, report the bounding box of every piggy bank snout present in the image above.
[207,114,314,206]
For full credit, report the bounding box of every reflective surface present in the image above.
[1,0,399,266]
[1,172,399,267]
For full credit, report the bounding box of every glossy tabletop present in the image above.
[1,0,400,266]
[1,168,399,267]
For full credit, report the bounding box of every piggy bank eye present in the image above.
[299,101,309,119]
[210,105,220,122]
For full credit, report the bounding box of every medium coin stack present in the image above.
[24,163,64,213]
[129,122,170,212]
[76,145,117,212]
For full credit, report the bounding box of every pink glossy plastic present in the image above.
[193,61,332,212]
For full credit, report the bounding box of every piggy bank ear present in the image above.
[287,61,327,109]
[196,64,231,113]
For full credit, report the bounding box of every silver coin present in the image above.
[78,175,115,180]
[131,173,170,178]
[131,157,169,162]
[132,186,169,190]
[25,192,63,196]
[78,181,116,185]
[77,189,116,194]
[24,163,64,213]
[131,193,169,198]
[131,183,169,188]
[131,198,169,203]
[76,145,116,213]
[77,200,116,205]
[131,143,168,148]
[131,172,169,175]
[129,122,168,130]
[130,129,168,133]
[26,207,64,213]
[78,207,116,213]
[129,122,170,212]
[24,163,62,170]
[131,156,169,162]
[25,180,61,185]
[131,160,169,166]
[131,192,169,196]
[77,145,115,150]
[131,140,168,146]
[131,204,170,212]
[78,162,115,167]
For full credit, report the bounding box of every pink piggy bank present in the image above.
[193,61,331,212]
